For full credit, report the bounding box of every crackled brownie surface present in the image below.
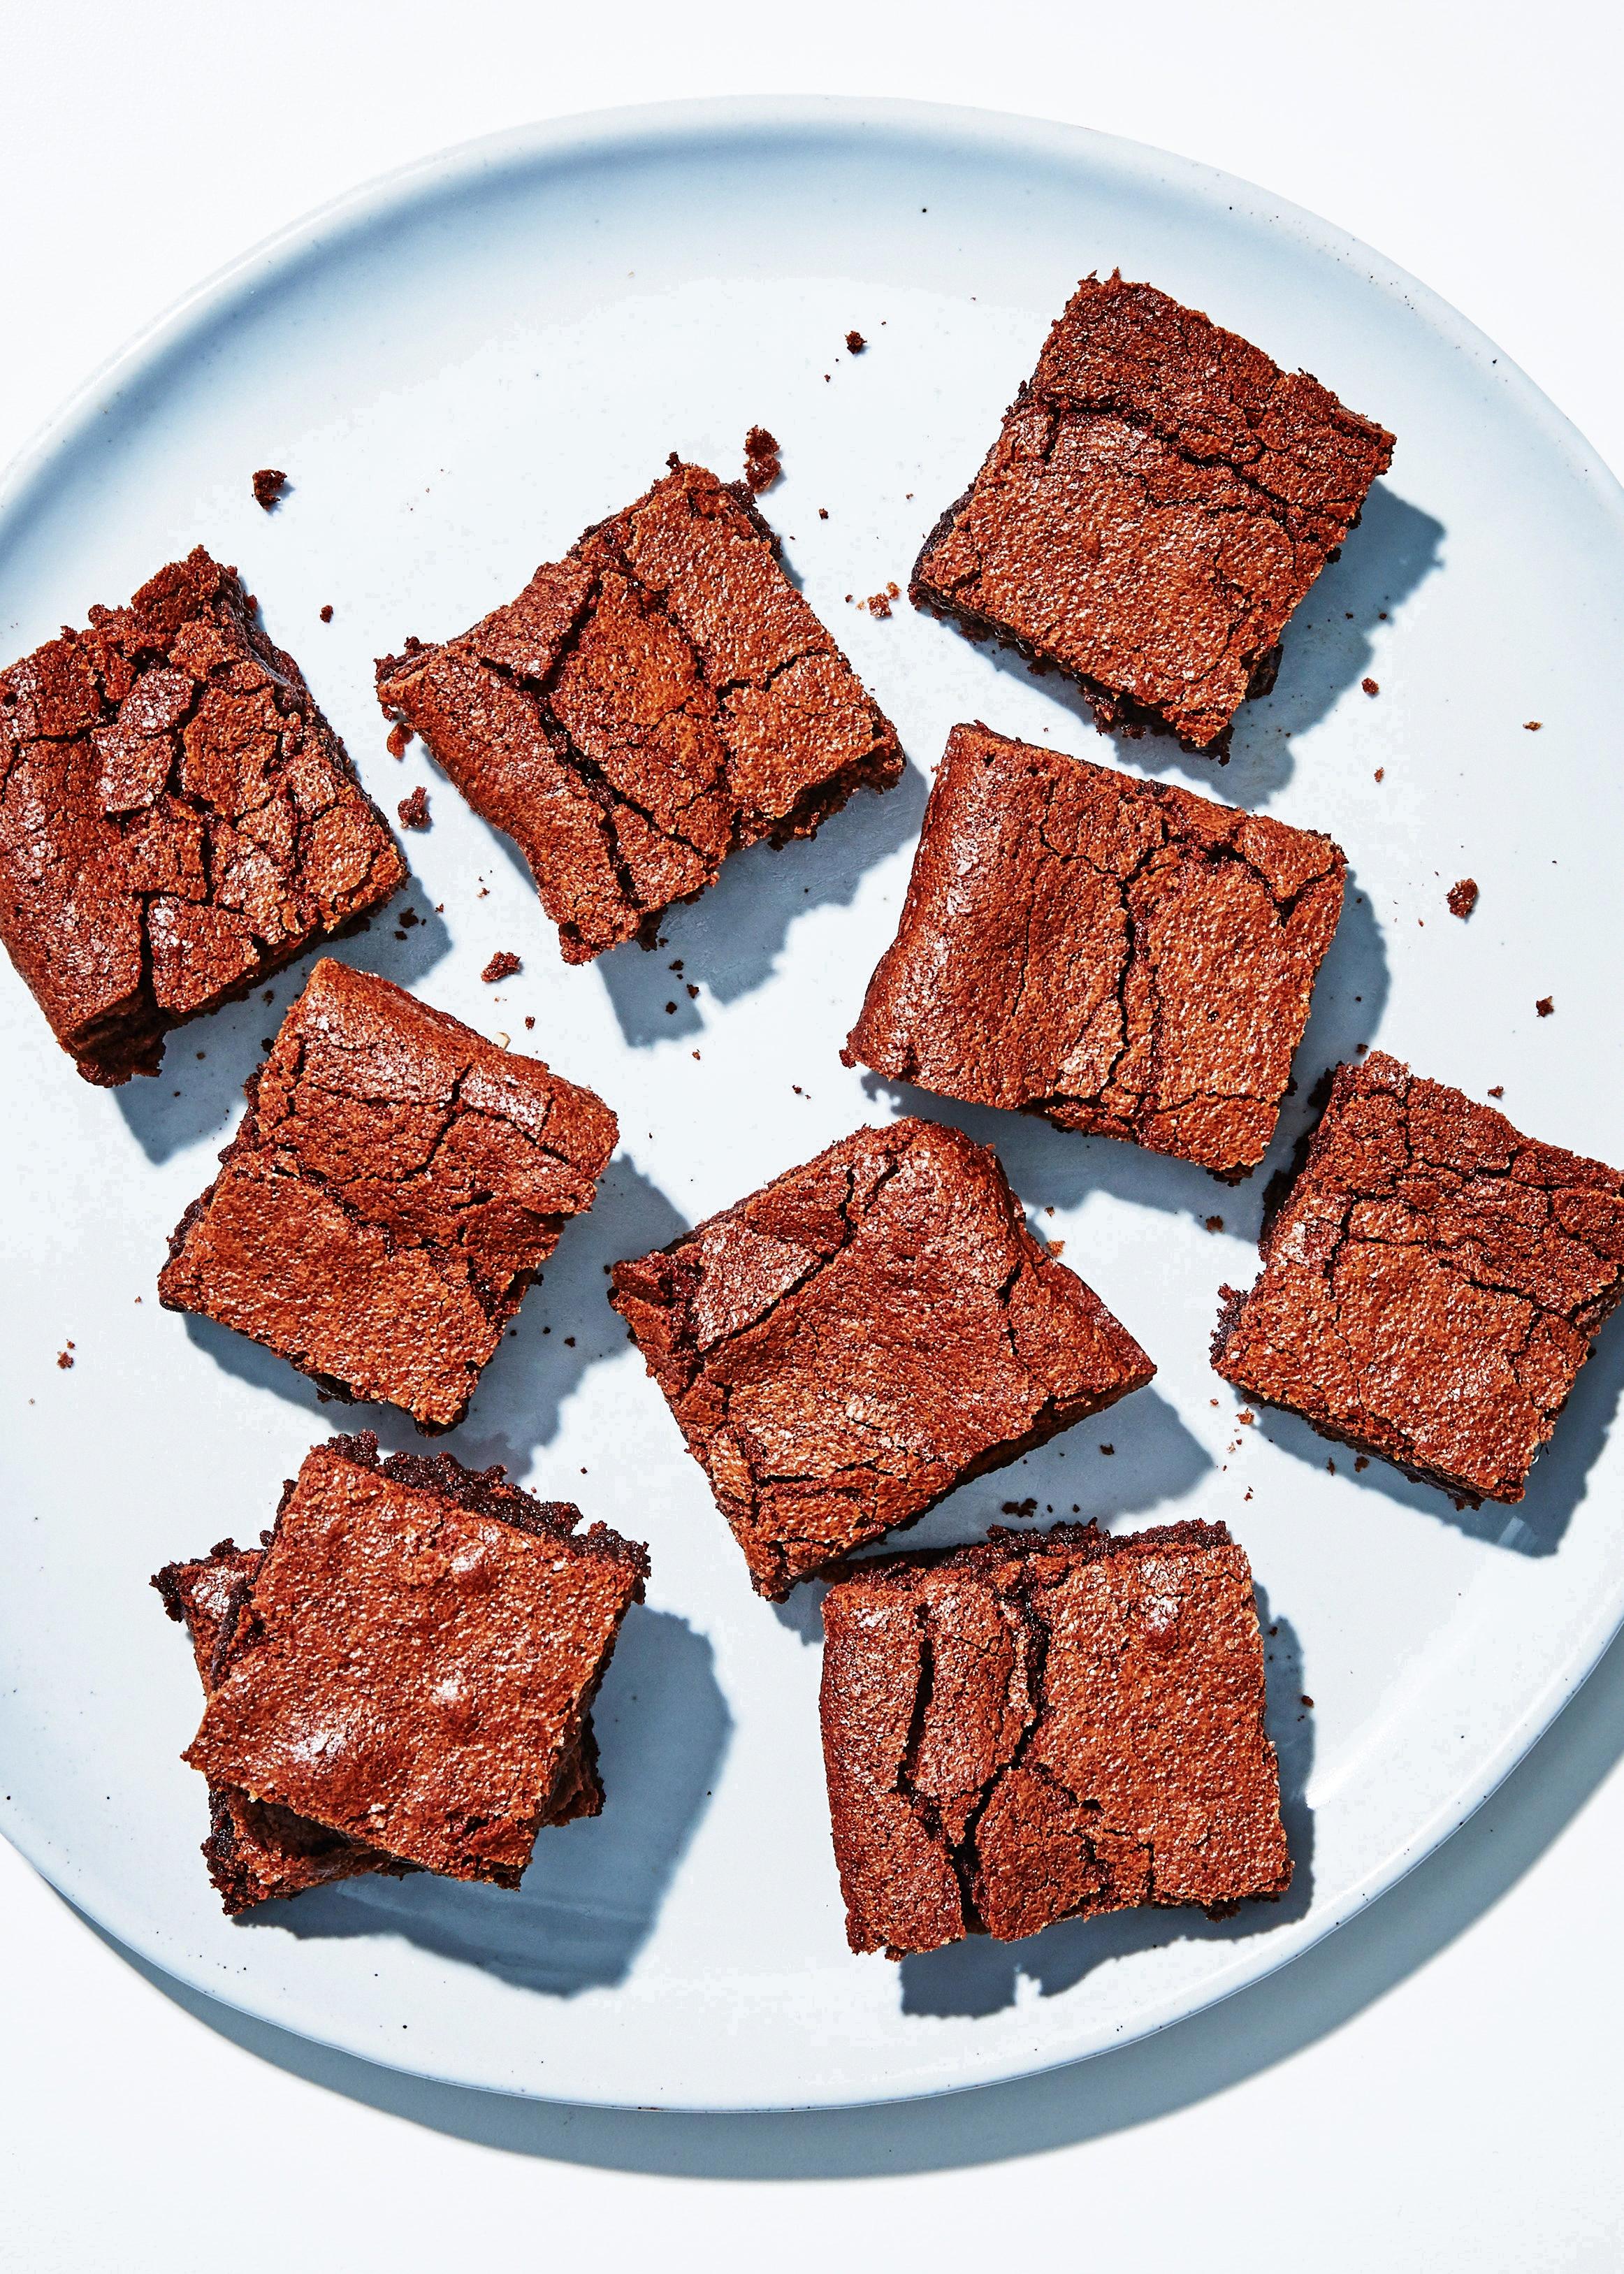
[844,725,1345,1178]
[820,1519,1290,1957]
[183,1434,648,1886]
[159,958,618,1428]
[1212,1052,1624,1501]
[0,546,405,1083]
[376,460,902,962]
[912,275,1395,749]
[154,1539,403,1913]
[609,1117,1154,1597]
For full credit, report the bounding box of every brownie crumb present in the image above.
[846,331,867,354]
[818,507,829,520]
[1524,720,1542,732]
[1099,1442,1115,1455]
[1205,1215,1225,1233]
[57,1347,74,1369]
[319,604,334,623]
[1361,677,1379,696]
[481,951,521,985]
[743,425,782,493]
[1536,996,1554,1017]
[1488,1085,1504,1098]
[1374,767,1385,783]
[1001,1498,1038,1517]
[252,468,289,512]
[1447,878,1479,919]
[397,786,430,832]
[386,723,412,760]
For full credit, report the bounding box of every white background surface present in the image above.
[1,1,1621,2266]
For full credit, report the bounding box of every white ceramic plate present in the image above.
[3,96,1623,2112]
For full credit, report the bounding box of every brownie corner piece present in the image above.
[1211,1051,1624,1501]
[375,458,902,964]
[182,1433,648,1887]
[0,545,406,1084]
[818,1518,1291,1958]
[911,273,1395,750]
[157,957,618,1428]
[843,722,1345,1178]
[609,1117,1153,1598]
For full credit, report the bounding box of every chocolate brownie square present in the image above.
[159,958,617,1428]
[820,1519,1291,1957]
[843,723,1345,1179]
[912,274,1395,750]
[609,1117,1153,1598]
[375,458,902,962]
[0,546,405,1084]
[154,1537,405,1912]
[182,1433,649,1886]
[1212,1052,1624,1500]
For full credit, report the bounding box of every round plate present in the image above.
[3,96,1623,2112]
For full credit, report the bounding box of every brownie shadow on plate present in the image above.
[235,1604,730,1997]
[964,482,1443,804]
[597,757,931,1048]
[898,1586,1314,2021]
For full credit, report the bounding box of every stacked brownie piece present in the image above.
[157,1433,648,1909]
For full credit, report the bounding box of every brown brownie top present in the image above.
[183,1434,648,1885]
[913,275,1394,748]
[154,1539,265,1686]
[376,460,902,962]
[844,723,1345,1178]
[610,1117,1153,1598]
[820,1519,1290,1957]
[1212,1052,1624,1501]
[157,957,618,1428]
[0,546,405,1083]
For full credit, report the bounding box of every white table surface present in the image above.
[2,5,1621,2267]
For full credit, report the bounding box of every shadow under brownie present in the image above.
[911,273,1394,751]
[609,1116,1154,1598]
[0,546,405,1083]
[844,722,1345,1180]
[1212,1051,1624,1501]
[376,457,902,962]
[180,1433,648,1890]
[159,958,618,1429]
[820,1519,1291,1958]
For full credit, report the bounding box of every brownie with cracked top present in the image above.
[911,274,1395,751]
[159,958,617,1428]
[154,1535,407,1912]
[1212,1052,1624,1501]
[375,459,903,962]
[609,1117,1154,1598]
[0,546,405,1084]
[182,1433,648,1888]
[843,723,1345,1179]
[820,1519,1291,1957]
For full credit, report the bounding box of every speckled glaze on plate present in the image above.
[3,96,1623,2110]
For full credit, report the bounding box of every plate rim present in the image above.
[3,90,1623,2113]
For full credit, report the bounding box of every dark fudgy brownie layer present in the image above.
[843,723,1345,1178]
[183,1434,648,1886]
[1212,1052,1624,1502]
[609,1117,1154,1598]
[376,460,903,962]
[158,958,618,1429]
[912,275,1395,751]
[0,547,405,1082]
[154,1537,405,1913]
[820,1519,1291,1957]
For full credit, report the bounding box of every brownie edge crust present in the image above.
[0,546,405,1083]
[609,1117,1154,1597]
[911,273,1394,751]
[819,1520,1291,1959]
